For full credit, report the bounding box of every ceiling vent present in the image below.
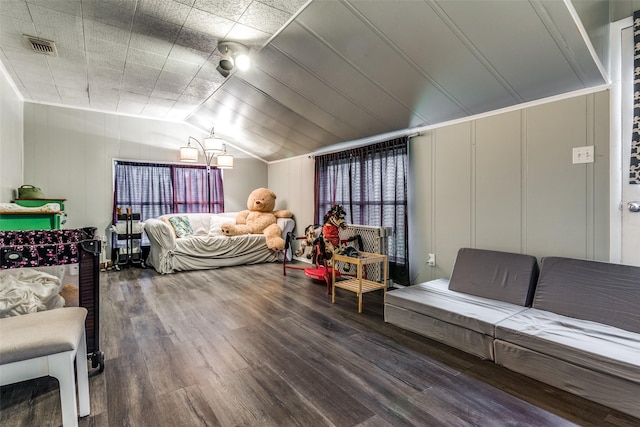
[23,35,58,56]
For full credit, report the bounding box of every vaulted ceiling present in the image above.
[0,0,610,162]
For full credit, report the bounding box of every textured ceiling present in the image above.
[0,0,609,162]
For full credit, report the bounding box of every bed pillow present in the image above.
[209,216,235,236]
[168,216,193,238]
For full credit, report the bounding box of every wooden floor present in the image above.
[1,263,639,427]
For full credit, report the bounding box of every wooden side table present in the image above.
[331,251,388,313]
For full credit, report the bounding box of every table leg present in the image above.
[383,256,388,303]
[357,260,362,313]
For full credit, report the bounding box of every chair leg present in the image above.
[76,331,90,417]
[324,269,331,294]
[48,351,79,427]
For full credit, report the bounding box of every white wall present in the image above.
[223,157,270,212]
[269,90,611,283]
[0,65,23,202]
[408,91,609,282]
[268,155,316,232]
[22,103,267,243]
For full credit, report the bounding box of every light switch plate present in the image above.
[572,146,594,164]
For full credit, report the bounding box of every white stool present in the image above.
[0,307,90,427]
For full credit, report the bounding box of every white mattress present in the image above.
[495,308,640,383]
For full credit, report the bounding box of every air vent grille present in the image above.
[23,35,58,56]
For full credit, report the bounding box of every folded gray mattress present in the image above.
[386,279,531,337]
[495,308,640,383]
[494,256,640,418]
[385,248,539,360]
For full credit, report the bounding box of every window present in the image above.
[315,137,409,285]
[113,161,224,222]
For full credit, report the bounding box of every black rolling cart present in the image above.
[112,213,145,270]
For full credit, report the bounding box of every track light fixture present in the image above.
[216,41,250,77]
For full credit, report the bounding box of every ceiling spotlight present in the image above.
[216,65,230,78]
[235,54,250,71]
[219,54,234,71]
[216,41,250,77]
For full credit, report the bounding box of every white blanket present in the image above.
[0,269,64,317]
[0,202,61,213]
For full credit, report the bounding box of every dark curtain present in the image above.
[632,10,640,184]
[314,137,409,285]
[173,166,224,213]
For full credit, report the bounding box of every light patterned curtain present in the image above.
[113,161,224,221]
[314,137,409,285]
[632,10,640,183]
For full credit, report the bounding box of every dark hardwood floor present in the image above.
[1,263,639,427]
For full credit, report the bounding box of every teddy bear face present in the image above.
[247,188,276,212]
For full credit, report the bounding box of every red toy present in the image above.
[282,205,349,294]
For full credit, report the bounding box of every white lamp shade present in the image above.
[216,153,234,169]
[204,136,224,153]
[180,146,198,162]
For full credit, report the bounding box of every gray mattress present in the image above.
[493,256,640,418]
[385,252,640,418]
[495,308,640,383]
[494,340,640,419]
[448,247,539,306]
[386,278,530,336]
[385,278,530,360]
[533,257,640,334]
[384,304,496,359]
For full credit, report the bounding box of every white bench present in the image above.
[0,307,90,427]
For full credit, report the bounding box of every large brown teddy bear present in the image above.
[220,188,292,251]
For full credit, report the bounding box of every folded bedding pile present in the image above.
[385,248,640,418]
[0,202,61,213]
[0,269,64,317]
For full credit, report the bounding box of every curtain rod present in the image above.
[309,130,422,159]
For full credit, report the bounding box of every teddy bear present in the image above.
[220,188,293,251]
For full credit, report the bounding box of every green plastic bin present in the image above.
[0,198,66,230]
